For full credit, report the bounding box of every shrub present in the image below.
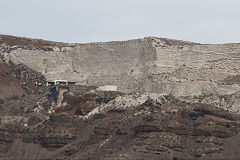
[0,99,4,104]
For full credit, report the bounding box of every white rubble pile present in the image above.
[83,93,166,119]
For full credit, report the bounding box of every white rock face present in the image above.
[61,47,72,52]
[53,47,60,52]
[2,37,240,98]
[150,37,240,97]
[97,85,117,91]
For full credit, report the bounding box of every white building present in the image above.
[97,85,118,91]
[46,80,77,86]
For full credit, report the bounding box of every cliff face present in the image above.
[1,35,240,98]
[150,38,240,97]
[1,35,240,159]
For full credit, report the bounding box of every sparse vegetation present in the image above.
[0,99,4,104]
[193,92,213,100]
[8,60,14,68]
[0,54,4,60]
[0,34,66,47]
[6,95,19,101]
[8,60,22,80]
[21,83,30,95]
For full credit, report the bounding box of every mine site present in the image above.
[1,0,240,159]
[0,34,240,159]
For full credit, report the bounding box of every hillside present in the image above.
[0,34,66,47]
[0,59,24,99]
[1,35,240,111]
[0,35,240,159]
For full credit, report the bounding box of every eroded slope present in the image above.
[0,86,240,160]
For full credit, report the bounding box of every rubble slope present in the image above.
[0,86,240,160]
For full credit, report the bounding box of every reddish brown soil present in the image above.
[0,60,24,99]
[55,94,100,116]
[0,34,66,47]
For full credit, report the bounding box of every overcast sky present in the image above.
[1,0,240,44]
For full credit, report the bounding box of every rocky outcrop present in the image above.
[151,37,240,97]
[53,86,122,116]
[0,82,239,159]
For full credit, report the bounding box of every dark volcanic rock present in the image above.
[0,73,240,159]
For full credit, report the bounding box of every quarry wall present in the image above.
[2,37,240,97]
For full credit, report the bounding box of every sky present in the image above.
[1,0,240,44]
